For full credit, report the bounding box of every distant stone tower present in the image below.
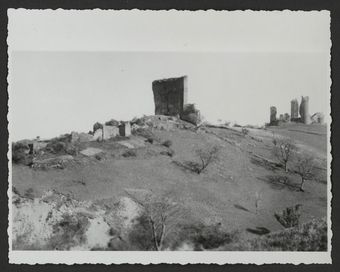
[152,76,188,117]
[299,96,311,124]
[291,99,299,120]
[270,106,277,124]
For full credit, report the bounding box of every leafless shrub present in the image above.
[274,204,302,228]
[175,145,219,174]
[193,145,219,174]
[294,154,317,192]
[133,128,158,144]
[272,138,297,172]
[126,191,184,251]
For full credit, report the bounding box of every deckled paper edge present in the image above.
[7,8,332,265]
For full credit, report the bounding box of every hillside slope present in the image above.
[11,116,328,250]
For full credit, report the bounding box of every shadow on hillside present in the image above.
[246,227,270,236]
[257,175,300,192]
[234,204,251,213]
[250,156,280,172]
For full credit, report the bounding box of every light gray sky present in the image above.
[8,10,331,140]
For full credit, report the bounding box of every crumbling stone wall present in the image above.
[311,112,325,124]
[152,76,188,117]
[103,125,119,140]
[299,96,311,124]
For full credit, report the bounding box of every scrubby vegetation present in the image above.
[236,219,327,251]
[122,149,137,158]
[133,127,158,144]
[11,115,328,252]
[274,204,302,228]
[173,222,238,250]
[12,142,32,165]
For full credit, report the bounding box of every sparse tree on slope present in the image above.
[272,138,297,172]
[126,191,183,251]
[294,154,316,192]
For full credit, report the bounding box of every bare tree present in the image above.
[294,155,316,192]
[125,191,184,251]
[272,138,297,172]
[194,145,219,174]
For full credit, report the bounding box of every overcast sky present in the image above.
[8,10,331,141]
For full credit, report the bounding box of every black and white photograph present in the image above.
[7,9,331,264]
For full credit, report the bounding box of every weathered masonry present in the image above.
[152,76,188,117]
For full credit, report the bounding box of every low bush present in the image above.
[49,213,89,250]
[161,140,173,148]
[95,153,106,160]
[160,149,174,157]
[24,188,35,200]
[45,138,79,156]
[122,149,137,158]
[127,214,155,250]
[241,128,249,135]
[274,204,302,228]
[133,128,158,144]
[245,219,327,251]
[12,142,33,165]
[173,222,237,250]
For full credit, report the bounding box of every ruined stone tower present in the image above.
[152,76,188,117]
[299,96,311,124]
[270,106,277,124]
[290,99,299,120]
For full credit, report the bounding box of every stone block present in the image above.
[103,125,119,140]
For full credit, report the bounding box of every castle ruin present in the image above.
[152,76,188,117]
[269,96,322,125]
[299,96,311,125]
[152,76,200,125]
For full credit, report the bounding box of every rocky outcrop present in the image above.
[181,104,201,125]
